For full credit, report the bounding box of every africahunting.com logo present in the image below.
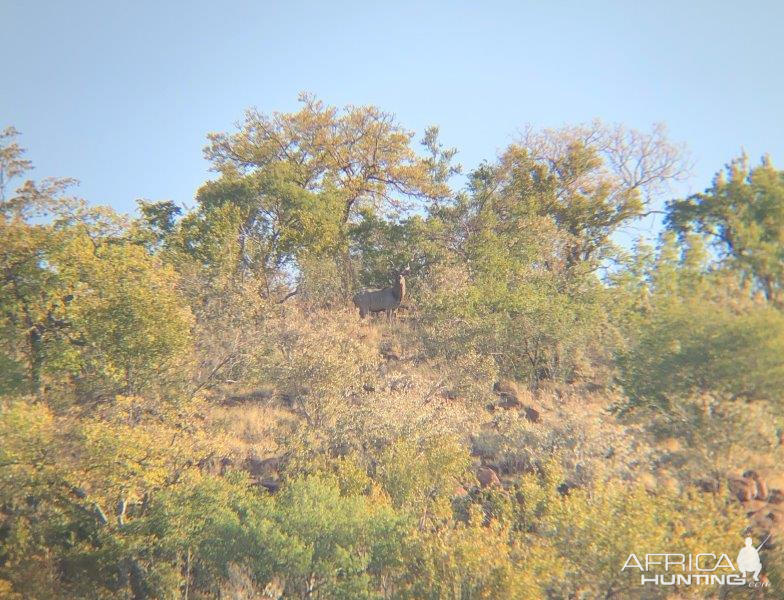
[621,536,771,589]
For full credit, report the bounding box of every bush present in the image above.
[619,300,784,406]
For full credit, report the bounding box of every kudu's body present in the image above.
[353,266,410,320]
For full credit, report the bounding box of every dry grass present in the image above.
[208,404,297,457]
[204,304,784,559]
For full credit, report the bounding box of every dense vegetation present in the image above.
[1,98,783,599]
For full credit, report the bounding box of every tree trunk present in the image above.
[184,547,191,600]
[28,324,43,395]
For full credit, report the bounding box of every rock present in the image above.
[493,380,525,410]
[694,478,720,493]
[493,380,542,422]
[244,455,282,479]
[756,478,769,501]
[768,489,784,504]
[223,388,273,405]
[477,466,501,488]
[728,475,757,502]
[493,379,519,402]
[739,470,770,501]
[744,499,768,516]
[496,396,522,410]
[219,457,233,475]
[198,454,234,475]
[557,481,580,496]
[523,406,541,423]
[388,376,412,391]
[441,389,459,400]
[260,479,281,493]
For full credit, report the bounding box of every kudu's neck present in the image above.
[393,275,406,301]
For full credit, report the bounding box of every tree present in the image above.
[396,507,531,600]
[199,94,458,295]
[0,206,194,398]
[530,474,746,598]
[619,298,784,406]
[410,121,687,385]
[65,238,194,396]
[178,162,345,285]
[265,474,404,599]
[0,131,193,398]
[667,154,784,307]
[136,199,182,250]
[417,180,616,383]
[486,121,688,268]
[0,396,219,599]
[375,436,470,524]
[0,130,82,394]
[206,93,457,224]
[1,117,777,600]
[0,127,32,204]
[617,230,784,408]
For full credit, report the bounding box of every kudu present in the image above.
[352,265,411,320]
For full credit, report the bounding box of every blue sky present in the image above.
[3,0,783,238]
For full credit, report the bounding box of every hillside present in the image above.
[1,109,783,599]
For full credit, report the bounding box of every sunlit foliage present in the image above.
[1,111,781,599]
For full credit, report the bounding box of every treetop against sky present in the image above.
[2,0,782,232]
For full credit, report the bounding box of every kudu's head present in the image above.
[392,264,411,285]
